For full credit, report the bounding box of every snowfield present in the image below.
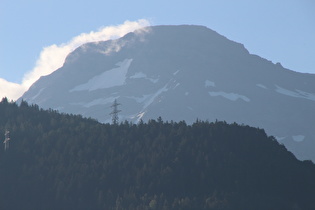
[70,59,133,92]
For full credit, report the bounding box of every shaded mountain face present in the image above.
[19,25,315,161]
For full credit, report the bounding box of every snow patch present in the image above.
[205,80,215,87]
[130,111,146,124]
[275,136,286,141]
[149,78,159,83]
[143,85,169,109]
[130,72,146,79]
[208,91,250,102]
[84,97,117,108]
[292,135,305,142]
[275,85,315,101]
[173,70,180,75]
[127,95,151,103]
[137,111,145,119]
[256,84,267,89]
[295,90,315,101]
[70,59,133,92]
[127,85,169,110]
[174,83,180,89]
[129,72,159,83]
[31,88,45,100]
[70,97,116,108]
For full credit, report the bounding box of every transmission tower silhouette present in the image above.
[3,130,10,151]
[110,99,121,124]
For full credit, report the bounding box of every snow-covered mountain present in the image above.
[19,25,315,162]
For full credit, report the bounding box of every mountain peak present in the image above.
[19,24,315,162]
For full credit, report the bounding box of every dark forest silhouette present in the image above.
[0,98,314,210]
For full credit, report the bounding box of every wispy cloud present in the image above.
[0,19,150,101]
[0,78,26,101]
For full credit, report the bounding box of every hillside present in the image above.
[19,25,315,162]
[0,98,315,210]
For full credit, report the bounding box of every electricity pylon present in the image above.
[110,99,121,124]
[3,130,10,151]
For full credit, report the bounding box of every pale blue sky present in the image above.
[1,0,315,84]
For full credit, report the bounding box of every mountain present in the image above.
[1,99,315,210]
[19,25,315,162]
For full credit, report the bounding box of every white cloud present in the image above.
[0,78,26,101]
[0,19,150,101]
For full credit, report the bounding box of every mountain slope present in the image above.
[19,25,315,161]
[1,99,315,210]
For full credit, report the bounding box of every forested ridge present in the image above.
[0,98,314,210]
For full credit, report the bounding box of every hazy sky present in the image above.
[0,0,314,99]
